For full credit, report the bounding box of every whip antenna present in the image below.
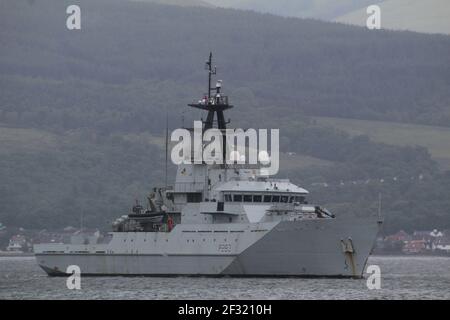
[165,113,169,188]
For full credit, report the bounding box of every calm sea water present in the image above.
[0,256,449,300]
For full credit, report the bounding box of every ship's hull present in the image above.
[35,216,380,278]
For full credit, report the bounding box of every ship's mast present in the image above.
[206,52,214,107]
[188,52,233,162]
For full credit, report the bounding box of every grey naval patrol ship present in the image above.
[35,53,381,278]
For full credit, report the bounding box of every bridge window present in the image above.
[228,194,297,203]
[187,193,202,203]
[253,195,262,202]
[233,194,242,202]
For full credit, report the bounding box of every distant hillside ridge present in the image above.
[206,0,380,20]
[335,0,450,35]
[128,0,213,8]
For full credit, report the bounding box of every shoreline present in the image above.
[372,253,450,258]
[0,252,35,257]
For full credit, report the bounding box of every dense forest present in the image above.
[1,0,450,233]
